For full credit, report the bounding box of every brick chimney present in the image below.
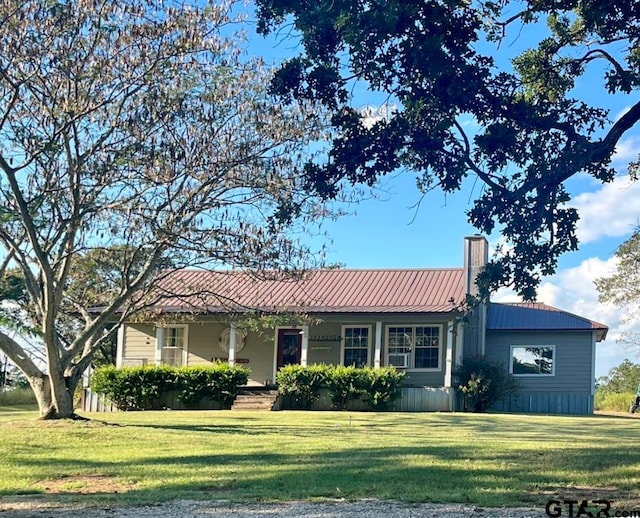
[462,235,488,357]
[463,235,488,297]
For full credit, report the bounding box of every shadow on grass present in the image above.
[3,412,640,514]
[6,441,640,507]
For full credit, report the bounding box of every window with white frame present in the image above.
[161,326,187,366]
[342,326,370,367]
[414,326,441,369]
[510,346,555,376]
[386,325,442,369]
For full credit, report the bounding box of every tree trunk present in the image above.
[29,372,78,420]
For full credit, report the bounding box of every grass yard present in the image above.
[0,408,639,509]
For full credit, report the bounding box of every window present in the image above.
[510,346,555,376]
[414,326,440,369]
[387,327,412,368]
[161,326,187,366]
[342,326,370,367]
[386,325,442,369]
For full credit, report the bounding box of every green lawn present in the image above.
[1,408,639,508]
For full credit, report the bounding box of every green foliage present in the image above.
[325,365,364,410]
[0,272,27,304]
[175,364,250,408]
[596,359,640,395]
[361,367,405,411]
[91,365,176,411]
[594,391,637,413]
[276,365,405,411]
[275,364,328,409]
[91,364,250,411]
[0,387,36,406]
[596,232,640,350]
[256,0,640,299]
[456,357,519,413]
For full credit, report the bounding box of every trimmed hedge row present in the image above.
[91,364,250,411]
[276,364,405,411]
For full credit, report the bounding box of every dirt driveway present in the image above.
[0,498,547,517]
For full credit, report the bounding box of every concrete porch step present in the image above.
[231,390,278,411]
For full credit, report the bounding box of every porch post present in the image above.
[300,325,309,366]
[454,321,463,368]
[116,324,125,368]
[374,321,382,368]
[444,322,455,411]
[155,326,163,364]
[228,323,236,366]
[444,322,454,388]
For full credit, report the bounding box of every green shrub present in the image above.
[325,365,365,410]
[276,365,405,411]
[276,364,328,409]
[456,357,519,413]
[0,387,37,406]
[360,367,405,411]
[92,364,250,410]
[176,364,249,408]
[91,365,176,410]
[595,391,636,412]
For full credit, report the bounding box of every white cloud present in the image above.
[493,256,640,377]
[612,135,640,166]
[359,103,397,129]
[572,175,640,243]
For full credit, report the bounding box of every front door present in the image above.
[277,329,302,368]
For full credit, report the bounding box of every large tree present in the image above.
[0,0,330,419]
[255,0,640,299]
[596,359,640,394]
[596,230,640,351]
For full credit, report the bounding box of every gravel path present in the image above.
[0,499,548,517]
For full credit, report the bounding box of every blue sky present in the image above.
[244,5,640,379]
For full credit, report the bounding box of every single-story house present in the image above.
[112,235,607,414]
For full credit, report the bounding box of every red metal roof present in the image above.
[487,302,608,341]
[150,268,465,314]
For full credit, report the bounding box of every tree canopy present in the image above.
[256,0,640,299]
[0,0,330,418]
[596,359,640,394]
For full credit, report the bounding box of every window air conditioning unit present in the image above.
[388,353,410,368]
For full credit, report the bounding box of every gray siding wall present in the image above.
[484,330,595,415]
[403,370,445,386]
[462,306,483,359]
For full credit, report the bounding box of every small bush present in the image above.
[456,357,519,413]
[276,364,328,409]
[276,365,405,411]
[325,365,365,410]
[91,365,176,410]
[0,387,37,406]
[361,367,405,411]
[176,363,249,408]
[595,391,636,412]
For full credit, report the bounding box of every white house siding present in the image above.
[306,322,342,365]
[186,321,226,364]
[241,331,277,386]
[484,330,595,414]
[122,323,156,365]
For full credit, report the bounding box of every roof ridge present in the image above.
[163,267,465,273]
